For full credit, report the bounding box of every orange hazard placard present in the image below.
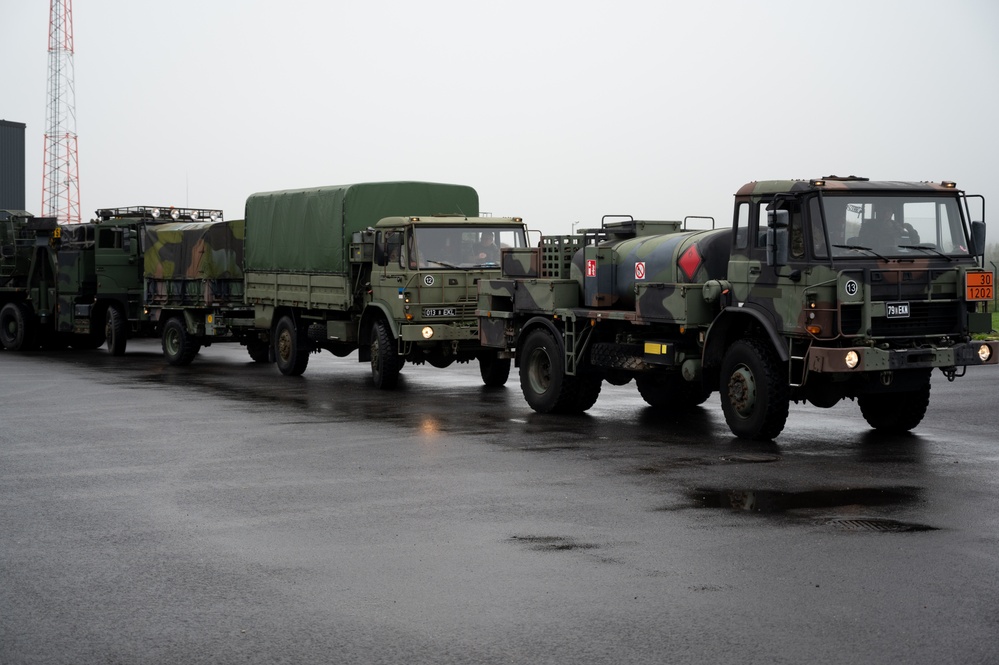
[966,272,994,301]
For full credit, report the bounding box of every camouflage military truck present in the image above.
[234,181,529,387]
[0,206,223,355]
[477,176,997,440]
[142,216,260,365]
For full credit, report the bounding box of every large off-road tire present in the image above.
[479,351,511,388]
[245,338,271,363]
[636,373,711,409]
[858,379,931,434]
[162,317,201,366]
[519,327,601,414]
[105,306,127,356]
[0,302,37,351]
[719,338,789,440]
[370,319,402,389]
[274,315,310,376]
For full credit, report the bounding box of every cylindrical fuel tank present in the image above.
[571,228,731,309]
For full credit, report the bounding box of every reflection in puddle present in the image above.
[691,486,921,513]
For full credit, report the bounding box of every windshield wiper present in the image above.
[425,259,459,268]
[831,244,889,262]
[898,245,953,262]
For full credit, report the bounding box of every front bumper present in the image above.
[807,340,999,373]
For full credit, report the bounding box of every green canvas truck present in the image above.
[477,176,997,440]
[149,181,530,388]
[2,206,217,354]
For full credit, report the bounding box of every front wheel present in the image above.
[274,315,310,376]
[162,318,201,366]
[519,328,601,414]
[370,319,402,389]
[479,352,511,387]
[105,306,127,356]
[0,302,37,351]
[719,338,789,440]
[858,379,930,433]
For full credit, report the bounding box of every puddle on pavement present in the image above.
[508,535,599,552]
[688,486,938,531]
[691,486,920,514]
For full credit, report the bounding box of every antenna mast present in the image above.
[41,0,81,224]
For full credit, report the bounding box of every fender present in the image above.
[703,305,789,364]
[514,315,565,366]
[358,301,399,362]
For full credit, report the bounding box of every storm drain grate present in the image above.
[826,518,937,532]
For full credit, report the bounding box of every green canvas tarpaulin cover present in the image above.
[244,181,479,273]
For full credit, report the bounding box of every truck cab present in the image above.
[710,176,996,437]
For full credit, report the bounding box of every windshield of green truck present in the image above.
[810,195,969,259]
[412,226,527,269]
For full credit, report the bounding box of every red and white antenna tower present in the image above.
[41,0,81,224]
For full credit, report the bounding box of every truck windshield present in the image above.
[413,226,527,268]
[811,195,970,259]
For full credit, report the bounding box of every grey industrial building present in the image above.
[1,119,27,211]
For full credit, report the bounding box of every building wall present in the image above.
[0,120,27,211]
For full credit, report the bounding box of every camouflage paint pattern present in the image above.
[143,219,246,308]
[479,179,997,400]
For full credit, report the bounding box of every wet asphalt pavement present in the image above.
[1,340,998,664]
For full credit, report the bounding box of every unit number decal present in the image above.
[844,279,859,297]
[424,275,435,286]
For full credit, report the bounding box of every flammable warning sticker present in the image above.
[585,259,596,277]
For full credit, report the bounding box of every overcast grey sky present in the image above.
[2,0,998,234]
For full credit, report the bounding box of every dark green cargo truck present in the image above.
[152,181,530,388]
[478,177,997,440]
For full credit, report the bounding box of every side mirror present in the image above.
[766,209,789,267]
[373,232,388,266]
[970,220,986,258]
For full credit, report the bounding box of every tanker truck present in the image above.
[477,176,997,440]
[144,181,530,388]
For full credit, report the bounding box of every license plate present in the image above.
[423,308,456,317]
[966,272,994,301]
[886,301,910,318]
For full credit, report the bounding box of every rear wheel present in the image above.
[274,315,310,376]
[370,319,402,389]
[0,302,36,351]
[105,306,127,356]
[858,379,931,433]
[719,338,789,440]
[478,351,511,387]
[162,317,201,366]
[519,328,601,414]
[637,373,711,409]
[245,338,271,363]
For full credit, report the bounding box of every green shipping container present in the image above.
[244,181,479,273]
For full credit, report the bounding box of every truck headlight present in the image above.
[422,326,434,339]
[978,344,992,362]
[844,350,859,369]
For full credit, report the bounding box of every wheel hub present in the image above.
[727,366,756,417]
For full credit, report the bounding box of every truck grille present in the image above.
[840,301,962,338]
